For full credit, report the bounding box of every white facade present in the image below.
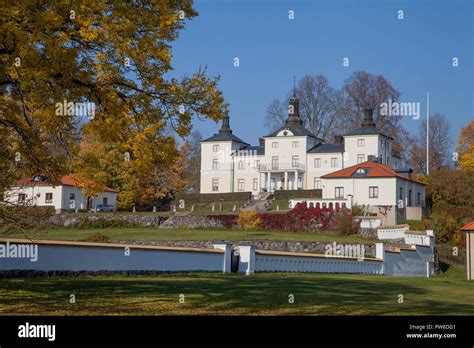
[5,175,117,212]
[200,99,425,224]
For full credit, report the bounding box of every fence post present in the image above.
[213,243,232,273]
[375,243,385,275]
[238,246,255,275]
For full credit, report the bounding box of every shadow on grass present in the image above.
[0,273,473,315]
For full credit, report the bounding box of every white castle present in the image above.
[200,93,425,224]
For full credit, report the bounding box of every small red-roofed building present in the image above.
[5,175,118,212]
[320,160,426,225]
[461,222,474,281]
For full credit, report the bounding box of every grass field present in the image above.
[1,227,375,244]
[0,265,472,316]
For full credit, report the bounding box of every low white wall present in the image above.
[0,239,231,273]
[377,225,409,240]
[252,251,383,275]
[359,218,382,229]
[238,236,435,277]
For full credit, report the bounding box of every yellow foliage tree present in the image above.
[456,120,474,172]
[237,211,262,230]
[0,0,227,197]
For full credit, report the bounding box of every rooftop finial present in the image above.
[293,75,296,97]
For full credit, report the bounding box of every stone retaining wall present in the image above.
[112,239,377,257]
[48,213,167,227]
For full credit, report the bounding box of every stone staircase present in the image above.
[241,192,273,212]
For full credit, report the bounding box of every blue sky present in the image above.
[170,0,473,147]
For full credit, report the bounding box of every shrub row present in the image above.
[207,202,352,232]
[173,192,252,205]
[273,189,322,200]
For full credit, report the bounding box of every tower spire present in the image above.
[286,77,303,126]
[293,75,296,97]
[219,113,232,134]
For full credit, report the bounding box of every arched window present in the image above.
[329,202,333,210]
[309,202,314,208]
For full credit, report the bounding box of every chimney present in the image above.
[259,137,265,148]
[367,155,377,162]
[362,108,376,128]
[333,135,343,144]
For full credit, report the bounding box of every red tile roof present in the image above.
[321,161,426,185]
[461,222,474,231]
[14,175,118,193]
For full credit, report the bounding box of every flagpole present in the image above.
[426,91,430,175]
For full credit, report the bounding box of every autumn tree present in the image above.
[456,120,474,172]
[0,1,226,221]
[182,130,203,193]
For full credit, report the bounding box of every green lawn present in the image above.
[0,265,472,315]
[1,227,374,244]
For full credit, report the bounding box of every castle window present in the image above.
[335,187,344,198]
[238,179,245,191]
[357,139,365,147]
[212,159,219,170]
[314,179,321,189]
[45,192,53,203]
[292,155,299,167]
[292,141,299,148]
[357,154,365,164]
[314,158,321,168]
[272,142,279,148]
[253,179,258,191]
[271,156,279,170]
[213,144,219,152]
[369,186,379,198]
[331,158,338,167]
[18,193,26,204]
[212,179,219,192]
[238,161,244,170]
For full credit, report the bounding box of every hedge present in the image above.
[173,192,252,205]
[273,189,322,200]
[207,202,347,232]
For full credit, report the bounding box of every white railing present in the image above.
[258,163,305,172]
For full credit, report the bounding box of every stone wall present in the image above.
[112,239,377,257]
[48,213,167,227]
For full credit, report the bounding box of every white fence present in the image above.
[238,231,435,277]
[0,233,435,277]
[0,239,232,273]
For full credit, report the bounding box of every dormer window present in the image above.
[352,167,371,177]
[32,175,47,182]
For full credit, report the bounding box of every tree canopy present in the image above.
[0,0,227,219]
